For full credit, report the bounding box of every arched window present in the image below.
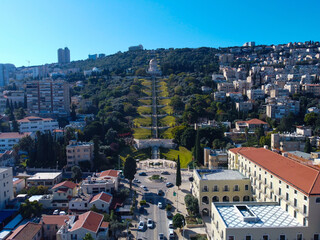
[202,196,209,204]
[223,196,229,202]
[243,195,250,201]
[233,196,240,202]
[203,186,208,192]
[234,185,239,191]
[213,185,219,192]
[212,196,219,202]
[224,185,229,191]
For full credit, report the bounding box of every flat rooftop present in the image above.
[196,169,247,180]
[215,203,302,228]
[28,172,61,180]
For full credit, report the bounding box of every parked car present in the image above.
[158,202,163,208]
[158,233,164,240]
[147,219,153,228]
[166,182,173,187]
[168,220,173,229]
[53,209,59,215]
[143,186,148,191]
[133,179,140,183]
[138,221,145,231]
[161,171,170,175]
[157,189,164,196]
[59,211,66,215]
[168,229,175,240]
[166,210,173,219]
[139,172,147,176]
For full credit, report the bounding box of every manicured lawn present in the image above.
[158,90,169,97]
[139,99,152,105]
[159,116,176,127]
[133,117,152,127]
[158,105,174,115]
[140,79,152,86]
[132,128,151,139]
[159,127,174,139]
[160,146,192,168]
[119,146,151,161]
[137,106,152,115]
[158,98,170,105]
[142,89,152,96]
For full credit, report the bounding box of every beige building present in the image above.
[27,172,62,188]
[211,202,307,240]
[204,148,228,169]
[191,169,252,215]
[66,140,94,168]
[228,147,320,238]
[303,84,320,96]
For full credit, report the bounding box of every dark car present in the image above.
[166,210,173,219]
[158,189,164,196]
[161,171,170,175]
[139,172,147,176]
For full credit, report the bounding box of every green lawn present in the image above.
[158,98,170,105]
[159,116,176,127]
[137,106,152,115]
[133,117,152,127]
[158,105,174,115]
[132,128,151,139]
[139,99,152,105]
[160,146,192,168]
[159,127,174,139]
[142,89,152,96]
[119,146,151,161]
[140,79,152,86]
[158,90,169,97]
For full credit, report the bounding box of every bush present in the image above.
[166,204,172,211]
[184,194,199,215]
[140,200,147,206]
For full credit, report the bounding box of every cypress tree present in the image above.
[176,155,181,189]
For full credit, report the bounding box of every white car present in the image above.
[147,219,153,228]
[138,221,145,231]
[158,202,163,208]
[53,209,59,215]
[59,211,66,215]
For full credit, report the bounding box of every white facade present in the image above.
[0,132,31,152]
[17,116,59,133]
[0,168,13,209]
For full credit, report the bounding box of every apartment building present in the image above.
[303,84,320,96]
[234,118,268,133]
[27,172,62,188]
[228,147,320,237]
[204,148,228,169]
[246,89,265,100]
[26,79,70,117]
[271,133,306,151]
[192,169,252,215]
[217,82,235,92]
[226,92,243,102]
[66,140,94,168]
[235,101,253,112]
[16,116,59,133]
[214,91,226,102]
[0,132,31,152]
[0,167,13,209]
[266,97,300,119]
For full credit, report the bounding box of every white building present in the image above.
[27,172,62,188]
[89,192,113,213]
[0,132,31,152]
[0,168,13,209]
[16,116,59,133]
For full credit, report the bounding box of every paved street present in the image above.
[132,168,193,239]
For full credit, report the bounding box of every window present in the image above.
[297,233,303,240]
[286,185,289,189]
[203,186,208,192]
[245,236,251,240]
[213,185,219,192]
[224,185,229,191]
[264,179,267,184]
[270,182,273,189]
[304,196,307,201]
[279,180,282,184]
[223,196,229,202]
[294,211,297,218]
[286,204,288,211]
[294,198,297,207]
[228,236,234,240]
[262,235,269,240]
[259,174,261,180]
[286,193,289,201]
[234,185,239,191]
[316,198,320,203]
[202,196,209,204]
[303,218,307,226]
[279,235,285,240]
[303,205,307,214]
[212,196,219,202]
[279,188,282,195]
[294,190,297,194]
[314,234,319,240]
[102,204,104,207]
[245,185,249,190]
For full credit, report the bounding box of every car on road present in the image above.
[158,202,163,208]
[161,171,170,175]
[138,221,145,231]
[59,211,66,215]
[133,179,141,183]
[169,229,175,240]
[166,182,173,187]
[53,209,59,215]
[147,219,153,228]
[166,210,173,219]
[139,172,147,176]
[158,233,164,240]
[168,220,173,229]
[157,189,164,196]
[142,186,148,191]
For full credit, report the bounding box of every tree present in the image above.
[71,165,82,182]
[11,120,19,132]
[70,104,77,121]
[20,200,43,218]
[83,233,94,240]
[123,156,136,189]
[172,213,185,229]
[93,135,100,171]
[194,129,202,165]
[305,138,312,153]
[184,194,199,215]
[176,155,181,189]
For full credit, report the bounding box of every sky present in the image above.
[0,0,319,67]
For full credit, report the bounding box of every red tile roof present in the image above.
[90,192,112,204]
[17,116,54,123]
[99,169,119,178]
[100,221,109,228]
[13,178,24,185]
[71,211,103,233]
[230,147,320,195]
[52,181,77,190]
[236,118,267,125]
[7,222,42,240]
[0,132,30,139]
[42,215,69,225]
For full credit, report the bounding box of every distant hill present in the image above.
[66,47,220,75]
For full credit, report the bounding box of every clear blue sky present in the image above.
[0,0,319,67]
